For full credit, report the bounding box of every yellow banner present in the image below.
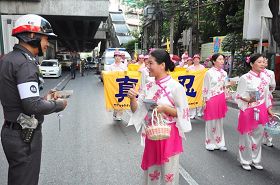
[103,69,208,110]
[127,64,140,71]
[103,71,141,110]
[170,69,208,109]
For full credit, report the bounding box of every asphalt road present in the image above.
[0,70,280,185]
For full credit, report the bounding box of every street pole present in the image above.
[154,0,160,48]
[258,16,264,54]
[189,0,193,56]
[196,0,200,54]
[170,0,174,54]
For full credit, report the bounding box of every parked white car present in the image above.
[39,59,62,78]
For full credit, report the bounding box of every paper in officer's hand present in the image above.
[55,90,74,99]
[143,99,157,110]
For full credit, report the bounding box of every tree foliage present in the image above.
[123,39,138,55]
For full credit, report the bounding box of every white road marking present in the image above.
[52,74,70,90]
[179,164,199,185]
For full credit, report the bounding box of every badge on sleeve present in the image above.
[17,82,40,99]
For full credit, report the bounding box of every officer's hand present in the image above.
[56,99,68,110]
[45,89,59,100]
[61,99,68,109]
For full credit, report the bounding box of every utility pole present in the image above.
[195,0,200,54]
[189,0,193,56]
[170,0,174,54]
[154,0,160,48]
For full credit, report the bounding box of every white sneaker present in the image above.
[264,142,273,147]
[197,113,203,117]
[251,163,263,170]
[241,164,251,171]
[115,117,122,121]
[190,116,195,119]
[219,146,227,151]
[206,145,215,151]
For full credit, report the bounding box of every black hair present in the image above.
[211,53,225,65]
[150,49,175,72]
[249,53,263,65]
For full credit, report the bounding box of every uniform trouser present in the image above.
[238,125,264,165]
[143,155,179,185]
[205,118,225,148]
[71,69,76,78]
[113,110,123,118]
[1,126,42,185]
[263,130,273,145]
[189,107,203,118]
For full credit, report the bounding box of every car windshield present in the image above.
[105,58,115,65]
[41,61,58,67]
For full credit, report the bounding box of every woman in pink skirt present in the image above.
[203,53,232,151]
[127,49,192,185]
[235,53,274,171]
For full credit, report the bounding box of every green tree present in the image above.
[123,39,139,55]
[221,0,253,77]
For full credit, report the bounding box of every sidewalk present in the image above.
[227,90,280,114]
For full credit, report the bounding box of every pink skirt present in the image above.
[203,93,228,121]
[141,123,183,170]
[237,103,269,134]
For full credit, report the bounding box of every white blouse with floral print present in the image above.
[108,62,127,71]
[263,68,276,93]
[202,67,227,101]
[128,75,192,139]
[235,70,271,111]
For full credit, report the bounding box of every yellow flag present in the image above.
[166,38,170,53]
[103,71,141,110]
[170,69,208,109]
[134,52,138,61]
[128,64,140,71]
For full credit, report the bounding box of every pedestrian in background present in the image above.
[188,54,205,119]
[128,49,192,185]
[109,51,127,121]
[70,51,78,79]
[235,53,274,171]
[139,54,154,92]
[203,53,231,151]
[137,54,145,71]
[262,57,276,147]
[0,14,67,185]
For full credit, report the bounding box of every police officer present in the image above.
[0,14,67,185]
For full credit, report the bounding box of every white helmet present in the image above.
[12,14,56,38]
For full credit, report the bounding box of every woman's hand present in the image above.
[127,84,138,100]
[241,97,256,103]
[156,105,167,114]
[268,107,275,116]
[156,105,177,117]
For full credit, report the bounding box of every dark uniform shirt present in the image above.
[0,44,64,124]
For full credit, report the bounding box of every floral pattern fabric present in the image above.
[128,75,192,138]
[235,70,270,111]
[203,67,227,101]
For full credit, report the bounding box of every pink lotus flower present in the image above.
[216,136,221,143]
[252,144,257,151]
[239,145,245,152]
[149,170,160,181]
[212,127,216,133]
[165,173,174,182]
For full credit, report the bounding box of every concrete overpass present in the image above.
[0,0,109,52]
